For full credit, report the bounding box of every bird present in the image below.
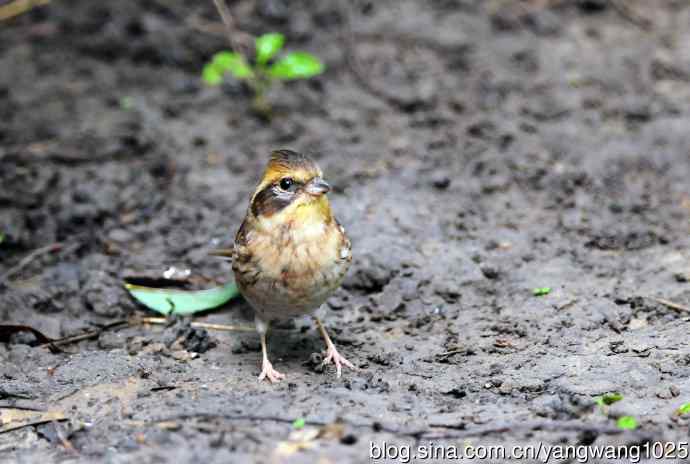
[231,149,355,383]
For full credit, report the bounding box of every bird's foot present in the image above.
[258,359,285,383]
[322,344,356,378]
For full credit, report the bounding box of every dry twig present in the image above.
[1,243,62,282]
[47,320,134,348]
[140,317,255,333]
[0,0,50,21]
[609,0,651,30]
[212,0,252,56]
[648,297,690,314]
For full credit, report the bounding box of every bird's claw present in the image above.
[322,345,356,378]
[258,359,285,383]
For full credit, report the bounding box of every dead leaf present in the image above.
[273,422,347,458]
[317,422,345,440]
[171,350,198,361]
[0,408,66,433]
[0,325,54,344]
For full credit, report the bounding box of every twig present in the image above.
[37,315,255,351]
[46,319,134,349]
[0,409,66,434]
[435,349,465,360]
[648,297,690,314]
[1,243,62,282]
[187,14,225,38]
[557,299,578,310]
[0,0,50,21]
[609,0,651,31]
[212,0,252,56]
[140,317,255,333]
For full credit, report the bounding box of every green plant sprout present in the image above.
[676,403,690,415]
[594,392,623,407]
[292,418,306,430]
[202,33,324,114]
[532,287,551,297]
[616,416,638,430]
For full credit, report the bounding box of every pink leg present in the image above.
[314,317,356,378]
[256,319,285,383]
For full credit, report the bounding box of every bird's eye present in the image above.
[279,177,294,191]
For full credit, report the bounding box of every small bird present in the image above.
[232,149,355,382]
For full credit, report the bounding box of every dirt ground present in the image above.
[2,0,690,462]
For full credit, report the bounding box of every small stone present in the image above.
[577,0,607,12]
[444,387,466,399]
[127,336,147,355]
[480,265,500,280]
[107,228,132,243]
[431,175,451,190]
[98,331,125,350]
[656,387,673,400]
[498,382,513,395]
[628,318,647,330]
[143,343,166,354]
[308,352,325,373]
[400,279,418,302]
[171,350,197,361]
[609,340,628,354]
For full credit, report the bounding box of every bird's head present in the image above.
[249,149,333,230]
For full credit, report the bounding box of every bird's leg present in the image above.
[255,318,285,383]
[314,316,356,378]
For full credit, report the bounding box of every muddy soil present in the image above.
[1,1,690,462]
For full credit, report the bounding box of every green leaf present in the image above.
[268,52,324,80]
[119,96,133,110]
[292,418,305,430]
[124,281,240,315]
[677,403,690,415]
[617,416,638,430]
[211,51,253,79]
[533,287,551,297]
[255,33,284,65]
[594,392,623,407]
[202,64,223,86]
[0,232,4,245]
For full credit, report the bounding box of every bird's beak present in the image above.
[305,177,331,196]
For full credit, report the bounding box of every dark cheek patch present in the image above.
[251,185,294,217]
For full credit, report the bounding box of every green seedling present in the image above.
[119,96,133,110]
[676,403,690,416]
[202,32,324,115]
[616,416,638,430]
[533,287,551,297]
[292,418,306,430]
[594,392,623,407]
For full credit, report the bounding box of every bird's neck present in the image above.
[255,196,333,240]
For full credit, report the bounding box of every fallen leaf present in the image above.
[0,325,54,344]
[0,408,66,433]
[124,280,240,315]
